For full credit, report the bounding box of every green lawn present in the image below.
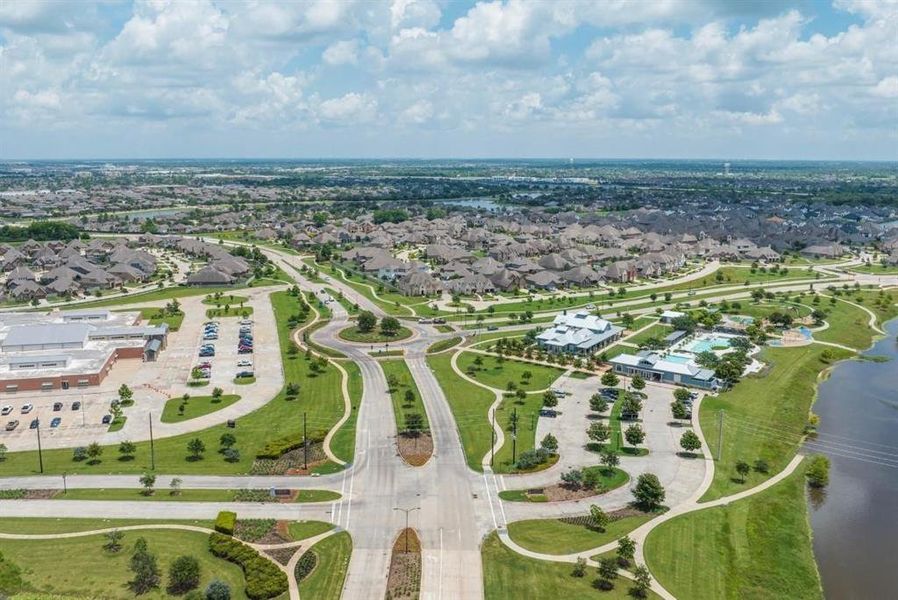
[645,467,821,600]
[337,325,412,344]
[299,532,352,600]
[0,527,250,599]
[139,307,184,331]
[381,359,430,432]
[427,353,496,471]
[500,468,628,501]
[624,323,671,346]
[805,297,877,349]
[329,361,363,464]
[0,517,214,535]
[427,336,463,354]
[847,263,898,274]
[492,389,547,472]
[455,352,564,392]
[0,291,347,476]
[202,294,249,305]
[206,306,254,319]
[160,394,240,423]
[70,285,255,309]
[52,488,340,503]
[700,344,852,501]
[507,511,658,555]
[482,531,659,600]
[287,521,335,541]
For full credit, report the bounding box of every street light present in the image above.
[393,506,420,553]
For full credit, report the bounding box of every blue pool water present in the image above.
[664,354,692,364]
[684,336,732,353]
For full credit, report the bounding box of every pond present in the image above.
[807,318,898,598]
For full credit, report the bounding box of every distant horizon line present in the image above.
[2,157,896,164]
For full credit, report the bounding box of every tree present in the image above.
[754,458,769,474]
[119,384,134,405]
[380,315,402,336]
[589,394,608,414]
[633,473,665,510]
[540,433,558,453]
[625,423,645,448]
[587,421,611,445]
[679,430,702,455]
[620,394,642,420]
[0,443,7,461]
[219,433,236,449]
[600,449,619,472]
[357,311,377,333]
[806,454,830,488]
[560,468,583,489]
[205,579,231,600]
[671,401,689,422]
[73,446,88,462]
[589,505,609,531]
[616,535,635,567]
[404,413,425,437]
[167,555,200,594]
[170,477,183,496]
[139,472,156,496]
[86,442,103,465]
[597,557,619,590]
[600,371,619,388]
[187,438,206,461]
[223,448,240,463]
[735,460,751,483]
[129,537,161,594]
[118,440,137,461]
[630,374,645,391]
[631,565,653,598]
[104,529,125,553]
[572,557,587,577]
[542,390,558,408]
[673,387,691,404]
[403,389,415,405]
[211,387,223,400]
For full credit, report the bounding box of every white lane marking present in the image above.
[493,474,508,528]
[439,527,444,600]
[345,452,357,530]
[482,472,498,530]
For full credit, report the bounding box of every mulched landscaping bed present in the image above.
[235,518,289,544]
[397,432,433,467]
[385,528,422,600]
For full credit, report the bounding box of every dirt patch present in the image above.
[234,519,289,545]
[264,546,297,566]
[27,489,59,500]
[250,443,326,475]
[385,528,422,600]
[397,432,433,467]
[524,484,606,502]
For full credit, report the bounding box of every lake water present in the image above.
[436,197,502,211]
[808,318,898,599]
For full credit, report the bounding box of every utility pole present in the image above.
[303,412,308,470]
[393,506,420,553]
[62,472,67,495]
[512,407,517,465]
[36,420,44,474]
[716,410,724,461]
[149,412,156,471]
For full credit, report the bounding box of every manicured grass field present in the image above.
[72,285,253,309]
[507,511,658,554]
[624,323,671,346]
[427,336,462,354]
[140,307,184,331]
[805,296,877,349]
[329,361,363,464]
[202,294,249,305]
[492,389,546,472]
[0,527,249,599]
[455,352,564,392]
[500,468,628,501]
[645,467,821,600]
[381,359,430,432]
[427,353,495,471]
[700,344,852,501]
[0,291,348,476]
[52,488,340,503]
[287,520,335,541]
[337,325,413,344]
[299,531,352,600]
[160,394,240,423]
[206,306,254,318]
[482,532,659,600]
[0,517,214,534]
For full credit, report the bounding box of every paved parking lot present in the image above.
[0,287,284,451]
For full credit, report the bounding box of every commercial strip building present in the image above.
[536,310,623,355]
[0,309,168,393]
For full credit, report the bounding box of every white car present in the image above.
[237,360,253,368]
[21,404,33,414]
[0,405,12,416]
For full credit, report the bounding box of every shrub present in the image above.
[294,550,317,582]
[514,448,549,470]
[205,579,231,600]
[208,533,288,599]
[168,555,200,594]
[72,446,87,462]
[255,433,324,460]
[214,511,237,536]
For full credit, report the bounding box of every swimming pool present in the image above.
[664,354,693,364]
[684,335,732,354]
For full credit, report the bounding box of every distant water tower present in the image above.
[723,162,731,176]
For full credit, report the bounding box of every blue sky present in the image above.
[1,0,896,160]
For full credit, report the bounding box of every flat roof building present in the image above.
[537,310,623,355]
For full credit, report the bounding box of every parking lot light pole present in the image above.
[148,413,156,471]
[36,420,44,474]
[62,472,67,494]
[393,506,420,553]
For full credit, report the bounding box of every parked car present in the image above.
[600,388,619,399]
[6,420,19,431]
[239,319,253,325]
[539,409,558,418]
[21,404,33,414]
[237,359,253,368]
[53,402,63,411]
[0,405,12,416]
[486,325,498,331]
[72,401,81,411]
[30,419,39,429]
[50,417,62,428]
[235,370,254,379]
[101,414,112,425]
